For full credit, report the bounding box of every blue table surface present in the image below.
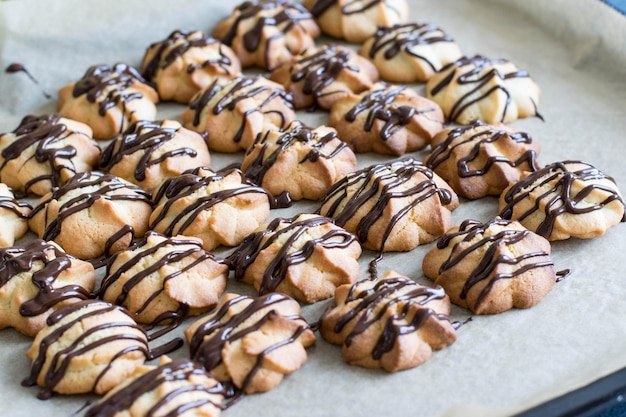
[601,0,626,13]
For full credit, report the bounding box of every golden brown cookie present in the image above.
[182,75,296,153]
[0,114,100,196]
[424,120,541,200]
[28,172,153,260]
[269,44,379,110]
[99,231,228,328]
[141,29,242,104]
[149,168,272,251]
[23,300,150,399]
[426,55,542,124]
[319,158,459,252]
[0,183,30,247]
[85,357,228,417]
[241,121,357,201]
[360,23,463,83]
[229,213,361,303]
[58,64,159,140]
[319,270,456,372]
[213,0,320,70]
[304,0,409,43]
[499,161,626,240]
[422,217,557,314]
[185,292,316,394]
[0,240,94,337]
[329,83,444,155]
[100,119,211,193]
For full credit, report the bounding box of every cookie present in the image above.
[182,75,296,153]
[424,120,541,199]
[0,183,30,247]
[100,119,211,193]
[319,270,456,372]
[0,240,94,337]
[426,55,542,124]
[360,23,463,83]
[213,0,320,70]
[58,63,159,140]
[229,213,361,303]
[99,232,228,328]
[186,292,316,394]
[85,357,227,417]
[269,44,379,110]
[423,218,557,314]
[0,114,100,196]
[149,168,271,251]
[329,83,444,155]
[28,172,153,260]
[241,121,357,201]
[142,29,242,104]
[23,300,150,399]
[499,161,626,240]
[319,158,459,252]
[304,0,409,43]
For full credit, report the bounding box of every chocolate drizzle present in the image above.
[332,276,449,360]
[244,121,348,188]
[367,23,454,68]
[85,358,229,417]
[99,231,225,333]
[0,187,31,218]
[22,300,152,400]
[143,30,234,81]
[344,84,439,141]
[429,55,541,123]
[188,293,310,393]
[229,215,357,294]
[319,157,452,252]
[187,75,293,144]
[100,120,196,182]
[435,218,555,307]
[220,0,315,69]
[424,120,539,177]
[72,63,148,118]
[310,0,390,16]
[1,114,97,195]
[500,161,626,238]
[5,63,52,99]
[0,240,91,317]
[30,171,152,253]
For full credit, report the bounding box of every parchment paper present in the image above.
[0,1,625,416]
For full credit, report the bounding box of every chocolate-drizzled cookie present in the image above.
[319,157,458,252]
[241,121,356,201]
[423,217,557,314]
[99,232,228,333]
[85,358,228,417]
[182,75,296,152]
[100,119,211,192]
[229,213,361,303]
[0,114,100,196]
[361,23,463,83]
[28,171,153,260]
[424,120,541,199]
[142,30,242,103]
[304,0,409,43]
[270,44,379,110]
[0,239,94,337]
[319,270,456,372]
[149,168,272,251]
[499,161,626,240]
[329,83,444,155]
[0,183,30,247]
[426,55,542,124]
[185,292,316,394]
[213,0,320,70]
[58,63,159,140]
